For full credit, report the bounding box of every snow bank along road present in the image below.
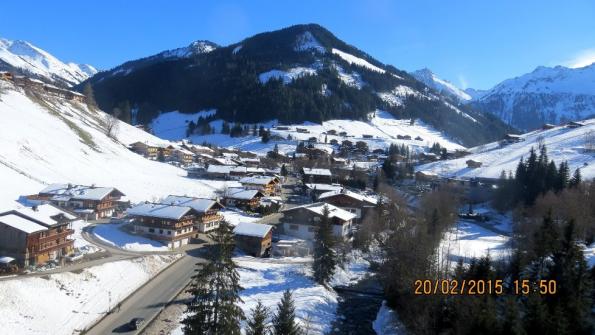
[85,247,207,335]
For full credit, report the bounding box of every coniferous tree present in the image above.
[569,168,582,188]
[312,205,336,285]
[272,290,301,335]
[556,161,570,192]
[246,300,271,335]
[183,221,244,334]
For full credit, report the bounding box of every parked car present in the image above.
[65,252,83,262]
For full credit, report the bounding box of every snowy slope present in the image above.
[472,64,595,130]
[411,68,472,102]
[0,255,176,335]
[151,109,465,156]
[0,37,97,86]
[0,81,232,205]
[417,118,595,179]
[331,48,385,73]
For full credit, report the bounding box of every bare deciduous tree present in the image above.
[104,108,120,139]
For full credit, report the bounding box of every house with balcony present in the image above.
[0,204,76,266]
[223,188,264,210]
[281,202,356,241]
[127,202,198,248]
[239,176,281,196]
[37,183,126,220]
[317,189,378,221]
[159,195,224,233]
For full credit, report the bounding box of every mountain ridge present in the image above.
[0,37,97,87]
[82,23,512,147]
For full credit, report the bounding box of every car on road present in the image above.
[128,317,145,330]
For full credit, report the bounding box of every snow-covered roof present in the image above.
[233,222,272,238]
[239,176,276,185]
[160,195,221,213]
[40,183,123,201]
[302,168,332,176]
[0,203,77,227]
[226,188,262,200]
[304,183,343,192]
[0,213,46,234]
[283,202,356,222]
[318,189,377,205]
[207,165,233,174]
[16,204,76,226]
[127,203,195,220]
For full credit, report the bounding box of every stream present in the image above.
[329,275,385,334]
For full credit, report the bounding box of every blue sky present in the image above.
[2,0,594,89]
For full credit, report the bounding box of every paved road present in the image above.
[85,246,208,335]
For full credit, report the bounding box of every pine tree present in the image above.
[312,205,336,285]
[280,164,288,177]
[556,161,570,192]
[272,290,302,335]
[568,168,581,188]
[246,300,270,335]
[183,221,244,334]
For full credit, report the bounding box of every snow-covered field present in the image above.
[92,223,170,252]
[439,207,513,268]
[417,118,595,179]
[0,82,230,204]
[0,255,178,335]
[71,220,100,254]
[151,109,464,156]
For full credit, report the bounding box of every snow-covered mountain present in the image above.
[0,37,97,87]
[0,79,230,205]
[411,68,472,102]
[106,40,218,77]
[471,64,595,131]
[417,118,595,180]
[85,24,512,147]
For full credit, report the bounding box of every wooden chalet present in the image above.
[239,176,280,196]
[301,167,333,184]
[318,189,378,221]
[224,188,264,210]
[171,147,195,166]
[129,141,159,159]
[38,183,126,220]
[233,222,273,257]
[0,204,76,266]
[127,203,198,248]
[281,202,356,241]
[160,195,224,233]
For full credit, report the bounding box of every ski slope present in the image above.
[417,118,595,179]
[0,81,231,205]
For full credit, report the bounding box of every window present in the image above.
[313,217,321,222]
[148,228,155,233]
[308,226,317,232]
[167,231,171,235]
[290,224,299,231]
[159,229,164,234]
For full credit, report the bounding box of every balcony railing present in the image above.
[38,229,74,243]
[201,213,223,223]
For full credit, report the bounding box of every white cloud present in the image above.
[563,49,595,68]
